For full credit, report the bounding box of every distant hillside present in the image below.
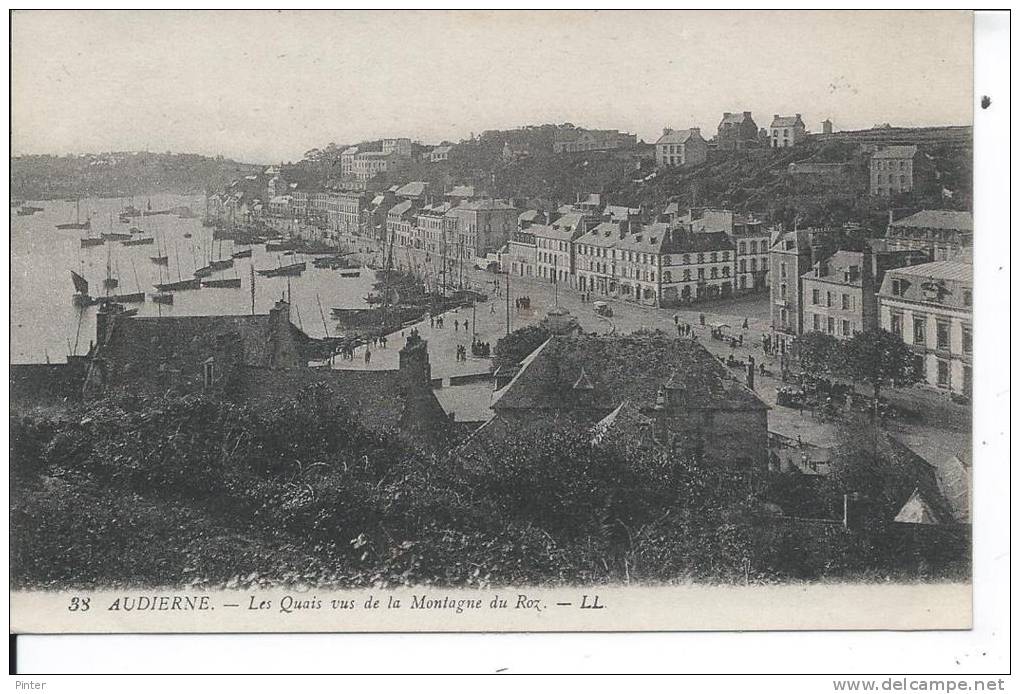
[298,123,972,232]
[10,152,264,200]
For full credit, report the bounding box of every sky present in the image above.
[11,10,974,164]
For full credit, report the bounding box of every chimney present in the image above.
[663,127,673,137]
[691,127,700,136]
[773,114,779,122]
[743,111,752,118]
[399,332,432,389]
[723,112,732,119]
[795,113,802,120]
[746,356,755,391]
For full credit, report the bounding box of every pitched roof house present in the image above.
[466,334,769,470]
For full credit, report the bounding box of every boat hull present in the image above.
[201,278,242,288]
[150,255,169,265]
[154,278,201,291]
[81,238,105,248]
[122,237,154,246]
[256,262,306,277]
[57,222,91,230]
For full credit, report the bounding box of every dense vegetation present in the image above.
[10,389,967,589]
[11,152,262,200]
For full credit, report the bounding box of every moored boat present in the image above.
[210,258,234,270]
[256,262,306,277]
[102,232,132,241]
[201,277,242,288]
[122,236,154,246]
[193,265,213,278]
[151,292,174,304]
[81,237,105,248]
[231,248,253,259]
[108,291,145,303]
[154,278,201,291]
[150,254,169,265]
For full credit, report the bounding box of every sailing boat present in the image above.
[101,213,131,241]
[151,250,174,304]
[150,229,169,265]
[107,254,145,304]
[193,236,213,278]
[154,241,200,291]
[71,270,93,307]
[80,220,104,248]
[122,214,154,245]
[56,198,91,230]
[209,239,234,271]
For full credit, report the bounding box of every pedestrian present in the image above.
[364,348,371,364]
[490,304,496,315]
[677,324,682,337]
[454,319,459,331]
[699,313,705,326]
[742,318,748,329]
[430,316,435,329]
[464,320,469,333]
[673,313,678,325]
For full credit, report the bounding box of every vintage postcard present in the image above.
[10,10,977,635]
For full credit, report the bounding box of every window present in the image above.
[710,267,718,279]
[937,359,951,388]
[842,320,851,336]
[962,325,972,355]
[812,289,820,305]
[697,253,704,263]
[750,258,757,272]
[813,314,821,331]
[683,269,691,281]
[891,312,903,338]
[738,241,746,254]
[780,283,787,300]
[842,294,850,310]
[963,289,972,307]
[682,254,690,264]
[722,252,729,261]
[913,317,926,345]
[697,268,705,280]
[936,321,950,350]
[722,266,730,277]
[826,291,833,308]
[827,317,835,335]
[740,259,747,272]
[780,262,787,278]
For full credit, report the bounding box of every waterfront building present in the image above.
[878,261,973,395]
[504,231,537,278]
[885,210,973,261]
[444,198,518,259]
[800,245,928,339]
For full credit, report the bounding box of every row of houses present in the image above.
[505,204,775,307]
[768,209,973,394]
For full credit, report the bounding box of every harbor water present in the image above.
[10,194,377,364]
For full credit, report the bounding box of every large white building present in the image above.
[878,261,972,395]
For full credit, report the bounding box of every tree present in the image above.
[839,328,920,401]
[493,324,550,371]
[793,331,841,378]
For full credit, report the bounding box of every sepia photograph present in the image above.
[9,9,988,641]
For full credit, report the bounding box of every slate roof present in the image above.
[770,115,803,128]
[872,145,919,160]
[491,334,768,415]
[886,260,973,283]
[655,129,702,145]
[446,185,474,198]
[395,181,429,199]
[670,230,735,253]
[888,210,973,233]
[388,200,415,218]
[530,223,576,242]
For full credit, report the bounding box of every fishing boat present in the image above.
[150,230,169,264]
[129,226,144,234]
[256,262,306,277]
[16,205,43,216]
[193,265,213,278]
[81,237,105,248]
[71,270,94,307]
[183,232,193,238]
[313,255,348,269]
[201,277,242,288]
[151,292,174,304]
[102,232,132,241]
[142,198,172,216]
[103,277,120,290]
[210,258,234,270]
[56,199,91,230]
[339,270,361,278]
[122,236,154,246]
[154,277,201,291]
[231,248,252,259]
[108,291,144,303]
